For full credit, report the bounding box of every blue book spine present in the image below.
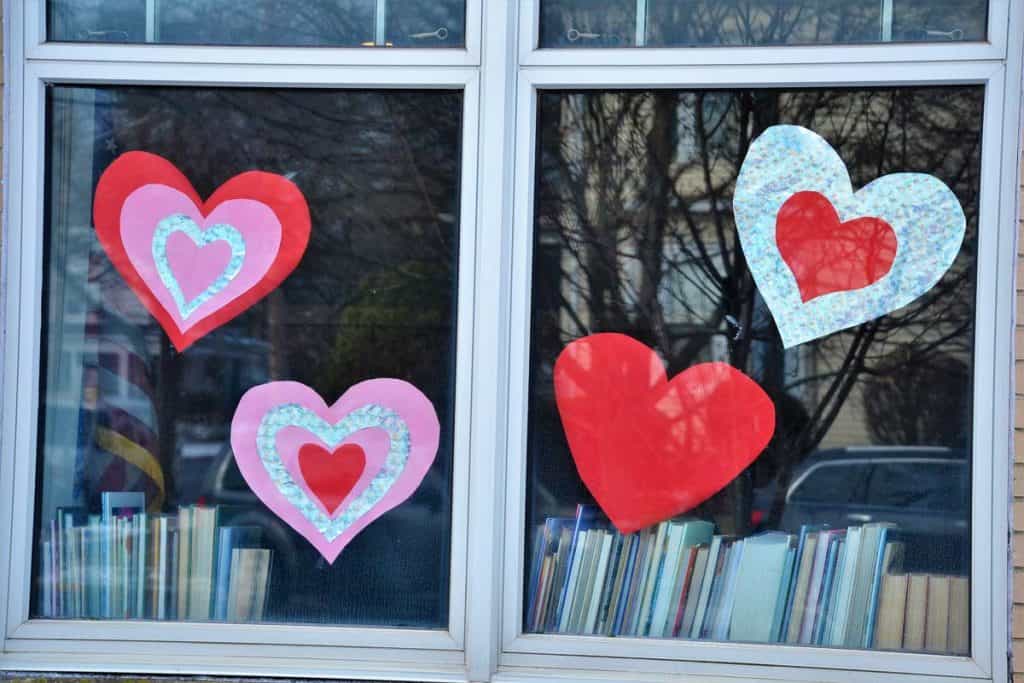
[213,527,235,621]
[611,535,641,636]
[862,527,890,648]
[553,505,600,626]
[779,524,812,639]
[813,539,841,644]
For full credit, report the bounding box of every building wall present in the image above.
[1013,151,1024,681]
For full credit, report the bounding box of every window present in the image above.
[35,85,462,627]
[522,85,980,650]
[539,0,987,48]
[0,1,1021,683]
[49,0,466,47]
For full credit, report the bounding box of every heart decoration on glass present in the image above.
[230,379,440,563]
[93,151,311,351]
[554,333,775,534]
[733,125,966,348]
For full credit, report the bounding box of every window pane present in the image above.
[48,0,465,47]
[34,86,463,627]
[524,86,980,653]
[539,0,987,47]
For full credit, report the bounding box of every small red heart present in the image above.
[775,190,897,302]
[298,443,367,516]
[554,334,775,534]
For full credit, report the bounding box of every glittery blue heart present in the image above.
[151,214,246,320]
[255,403,411,541]
[734,125,966,348]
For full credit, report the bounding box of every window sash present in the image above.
[0,57,485,674]
[25,0,482,67]
[497,60,1019,683]
[519,0,1012,66]
[0,0,1021,681]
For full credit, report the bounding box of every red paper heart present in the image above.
[298,443,367,516]
[93,151,311,351]
[775,190,897,302]
[554,334,775,534]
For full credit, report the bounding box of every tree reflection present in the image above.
[529,86,982,533]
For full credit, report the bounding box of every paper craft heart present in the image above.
[776,191,898,303]
[733,125,966,347]
[230,379,440,563]
[554,333,775,534]
[298,443,367,516]
[93,151,311,351]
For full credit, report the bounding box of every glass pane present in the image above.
[539,0,987,47]
[34,85,463,627]
[48,0,466,47]
[524,86,981,654]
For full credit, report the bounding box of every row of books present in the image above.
[525,505,968,654]
[38,492,273,622]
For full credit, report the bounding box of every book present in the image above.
[665,546,699,637]
[553,505,601,630]
[213,526,263,621]
[633,521,671,636]
[823,526,858,646]
[176,506,193,619]
[189,505,219,620]
[598,532,626,634]
[903,573,929,650]
[874,573,909,649]
[611,531,643,635]
[619,527,655,635]
[769,545,797,642]
[814,535,843,645]
[925,574,951,652]
[679,545,709,638]
[729,532,794,643]
[711,539,744,640]
[864,534,905,647]
[843,523,892,648]
[650,520,713,636]
[785,532,819,643]
[947,576,969,655]
[689,535,726,639]
[542,526,574,631]
[646,522,685,636]
[700,540,734,639]
[584,532,614,633]
[799,529,842,644]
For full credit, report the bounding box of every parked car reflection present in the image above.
[779,446,969,574]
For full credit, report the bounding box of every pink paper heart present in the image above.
[230,379,441,563]
[120,184,283,334]
[166,230,234,303]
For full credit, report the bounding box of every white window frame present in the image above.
[0,1,511,681]
[496,2,1024,683]
[0,1,1022,682]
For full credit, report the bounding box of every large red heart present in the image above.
[298,443,367,516]
[775,190,897,303]
[554,334,775,534]
[93,151,311,351]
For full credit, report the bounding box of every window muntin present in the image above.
[538,0,988,48]
[47,0,466,48]
[33,85,463,627]
[522,86,981,652]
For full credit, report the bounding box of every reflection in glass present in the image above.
[34,86,462,627]
[524,87,981,652]
[539,0,987,47]
[48,0,467,48]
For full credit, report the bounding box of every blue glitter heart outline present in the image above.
[255,403,411,541]
[152,214,246,320]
